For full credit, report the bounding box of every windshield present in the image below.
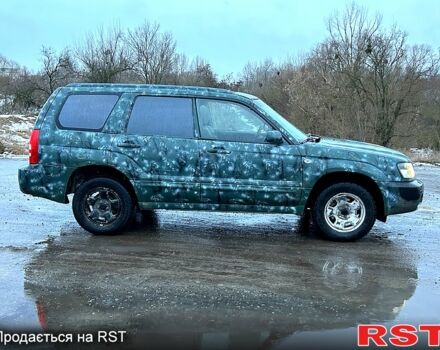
[253,99,307,143]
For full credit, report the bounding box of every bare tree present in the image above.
[169,55,218,87]
[126,22,176,84]
[37,46,76,95]
[10,69,43,111]
[240,58,296,116]
[0,55,42,111]
[286,3,440,146]
[166,53,190,84]
[0,55,20,112]
[190,57,218,87]
[76,25,131,83]
[418,75,440,149]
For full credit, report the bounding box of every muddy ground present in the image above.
[0,159,439,349]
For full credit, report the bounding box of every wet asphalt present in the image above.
[0,159,439,349]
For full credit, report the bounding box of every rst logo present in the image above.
[358,324,440,347]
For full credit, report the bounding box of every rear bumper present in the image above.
[18,165,68,203]
[18,166,41,196]
[384,179,424,215]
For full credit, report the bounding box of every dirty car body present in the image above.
[18,83,423,241]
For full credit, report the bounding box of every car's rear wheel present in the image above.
[312,182,376,241]
[72,177,134,235]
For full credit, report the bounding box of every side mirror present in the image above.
[265,130,283,145]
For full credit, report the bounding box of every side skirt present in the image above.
[138,201,304,215]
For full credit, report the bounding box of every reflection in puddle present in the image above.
[322,258,363,291]
[22,211,418,349]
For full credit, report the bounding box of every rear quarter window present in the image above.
[58,94,119,130]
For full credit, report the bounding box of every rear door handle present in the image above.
[207,146,231,154]
[117,140,141,148]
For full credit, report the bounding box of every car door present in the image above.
[195,98,303,209]
[112,95,200,206]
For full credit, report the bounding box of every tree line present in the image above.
[1,3,439,150]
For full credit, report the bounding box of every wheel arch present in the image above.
[66,165,139,206]
[305,171,386,222]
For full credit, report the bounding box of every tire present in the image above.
[72,177,134,235]
[312,182,376,242]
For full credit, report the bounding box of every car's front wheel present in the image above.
[312,182,376,241]
[72,177,134,235]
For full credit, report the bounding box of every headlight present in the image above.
[397,162,415,179]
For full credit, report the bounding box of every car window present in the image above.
[253,98,307,143]
[127,96,194,138]
[196,99,273,143]
[58,94,119,130]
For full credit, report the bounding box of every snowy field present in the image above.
[0,114,36,154]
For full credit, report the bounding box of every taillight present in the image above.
[29,129,40,165]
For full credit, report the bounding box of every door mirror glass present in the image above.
[265,130,283,145]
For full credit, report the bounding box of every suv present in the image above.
[18,83,423,241]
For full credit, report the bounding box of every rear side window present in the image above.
[58,94,119,130]
[127,96,194,138]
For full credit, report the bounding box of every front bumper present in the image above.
[384,179,424,215]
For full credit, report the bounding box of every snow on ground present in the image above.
[409,148,440,166]
[410,147,434,158]
[0,114,36,154]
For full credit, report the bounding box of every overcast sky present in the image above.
[1,0,439,76]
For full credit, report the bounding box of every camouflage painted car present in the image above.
[18,83,423,241]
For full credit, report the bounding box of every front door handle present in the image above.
[207,146,231,154]
[117,140,141,148]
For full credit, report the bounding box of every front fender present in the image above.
[299,157,397,217]
[302,157,395,189]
